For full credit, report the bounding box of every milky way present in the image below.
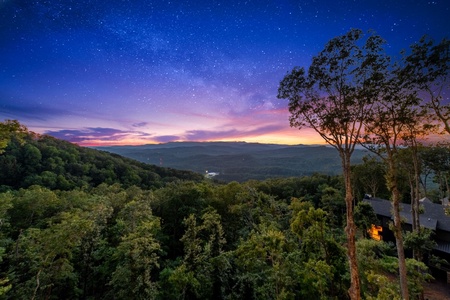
[0,0,448,145]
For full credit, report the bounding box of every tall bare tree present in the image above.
[278,29,388,300]
[362,69,426,299]
[402,37,450,135]
[398,108,436,236]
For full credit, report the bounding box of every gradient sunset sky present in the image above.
[1,0,448,146]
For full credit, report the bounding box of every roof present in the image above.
[435,240,450,254]
[399,212,437,230]
[364,197,450,232]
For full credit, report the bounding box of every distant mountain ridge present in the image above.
[95,142,368,182]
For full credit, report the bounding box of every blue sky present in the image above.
[1,0,448,145]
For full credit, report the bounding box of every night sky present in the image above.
[1,1,448,146]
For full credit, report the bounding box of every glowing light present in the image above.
[368,225,383,241]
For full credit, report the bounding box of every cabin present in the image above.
[364,195,450,281]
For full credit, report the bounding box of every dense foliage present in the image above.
[0,27,447,299]
[277,28,449,299]
[0,133,204,192]
[0,179,430,300]
[0,131,434,299]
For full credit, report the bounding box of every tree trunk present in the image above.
[387,159,409,300]
[413,149,422,261]
[438,171,445,199]
[409,178,417,231]
[342,154,361,300]
[445,175,450,199]
[422,173,428,197]
[32,269,41,300]
[412,146,421,232]
[410,181,419,261]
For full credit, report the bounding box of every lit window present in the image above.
[368,225,383,241]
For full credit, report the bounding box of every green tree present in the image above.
[109,219,162,299]
[166,208,227,299]
[234,224,295,299]
[403,228,436,264]
[420,145,450,199]
[152,181,209,259]
[397,147,425,243]
[0,120,27,154]
[319,185,345,227]
[109,199,162,300]
[278,28,388,300]
[351,157,389,200]
[290,203,348,298]
[356,239,400,299]
[211,181,246,247]
[0,192,13,296]
[356,239,432,300]
[8,186,60,231]
[298,259,333,300]
[354,201,378,238]
[10,209,94,299]
[72,196,114,299]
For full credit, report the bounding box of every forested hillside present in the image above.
[95,142,368,182]
[0,132,204,192]
[0,124,441,299]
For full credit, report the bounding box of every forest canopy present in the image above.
[0,119,445,299]
[0,28,448,299]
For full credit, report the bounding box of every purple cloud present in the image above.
[245,124,286,135]
[184,129,240,140]
[45,127,154,144]
[182,124,286,141]
[44,122,288,146]
[132,122,148,127]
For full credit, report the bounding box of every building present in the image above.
[364,196,450,280]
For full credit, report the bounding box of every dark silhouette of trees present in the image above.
[278,29,388,300]
[402,37,450,134]
[279,30,448,300]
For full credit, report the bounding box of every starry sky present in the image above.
[1,0,448,146]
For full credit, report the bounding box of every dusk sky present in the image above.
[1,0,449,146]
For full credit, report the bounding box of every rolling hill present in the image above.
[0,134,204,191]
[95,142,369,182]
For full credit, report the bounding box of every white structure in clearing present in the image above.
[205,170,219,178]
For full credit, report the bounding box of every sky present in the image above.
[0,0,449,146]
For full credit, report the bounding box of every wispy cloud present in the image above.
[0,96,71,121]
[184,129,240,140]
[132,122,148,127]
[151,124,287,143]
[45,127,154,144]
